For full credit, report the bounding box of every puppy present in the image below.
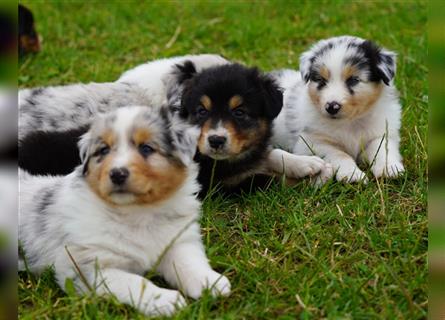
[170,61,327,194]
[271,36,404,183]
[19,106,230,316]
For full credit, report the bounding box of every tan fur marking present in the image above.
[86,148,187,206]
[101,130,115,147]
[224,120,268,155]
[200,95,212,111]
[228,95,243,110]
[128,152,186,205]
[197,120,211,154]
[342,64,359,81]
[319,66,330,80]
[85,152,114,203]
[308,84,321,107]
[132,128,152,145]
[343,83,383,119]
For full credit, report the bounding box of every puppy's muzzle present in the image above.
[109,167,129,186]
[325,101,342,116]
[208,135,227,150]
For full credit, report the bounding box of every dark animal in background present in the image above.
[19,4,40,56]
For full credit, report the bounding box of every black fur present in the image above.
[179,63,283,125]
[174,60,197,84]
[176,62,283,196]
[19,127,87,176]
[359,40,394,85]
[34,186,56,233]
[19,4,40,56]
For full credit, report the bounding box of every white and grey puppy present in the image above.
[271,35,404,183]
[19,54,228,141]
[19,106,230,316]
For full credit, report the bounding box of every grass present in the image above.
[18,1,428,319]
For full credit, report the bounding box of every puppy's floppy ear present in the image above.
[361,40,397,85]
[377,47,396,85]
[253,69,283,119]
[78,130,93,176]
[174,60,197,84]
[166,60,198,118]
[299,49,314,83]
[168,112,200,167]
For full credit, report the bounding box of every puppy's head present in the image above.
[299,36,396,120]
[172,62,283,161]
[78,106,199,206]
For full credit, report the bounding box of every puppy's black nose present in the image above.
[208,135,227,149]
[109,167,129,185]
[325,102,342,115]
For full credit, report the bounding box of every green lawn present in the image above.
[18,1,428,319]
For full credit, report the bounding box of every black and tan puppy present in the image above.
[172,61,327,194]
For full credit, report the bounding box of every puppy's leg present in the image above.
[56,265,186,316]
[365,136,404,178]
[301,142,367,183]
[266,149,327,179]
[158,241,231,300]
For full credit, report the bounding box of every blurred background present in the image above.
[429,1,445,319]
[0,2,17,320]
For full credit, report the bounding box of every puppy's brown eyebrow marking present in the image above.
[342,64,359,80]
[132,127,152,145]
[319,66,330,80]
[200,95,212,111]
[101,130,115,147]
[229,95,243,110]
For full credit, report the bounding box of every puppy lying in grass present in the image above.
[19,106,230,316]
[271,36,404,183]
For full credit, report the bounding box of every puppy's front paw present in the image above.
[140,288,186,316]
[184,270,231,299]
[336,166,368,183]
[284,155,326,178]
[312,162,335,186]
[372,161,405,178]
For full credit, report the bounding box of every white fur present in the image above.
[19,106,230,317]
[271,36,404,184]
[118,54,229,99]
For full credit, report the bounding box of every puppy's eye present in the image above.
[196,106,209,118]
[96,145,110,156]
[310,74,327,88]
[346,76,360,87]
[138,144,154,157]
[232,108,246,118]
